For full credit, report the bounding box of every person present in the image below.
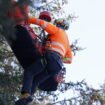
[7,1,73,105]
[29,17,72,66]
[36,18,73,91]
[7,1,53,105]
[15,17,72,105]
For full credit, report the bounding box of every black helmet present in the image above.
[54,18,69,30]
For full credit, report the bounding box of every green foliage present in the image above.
[0,0,104,105]
[0,0,14,38]
[0,72,22,105]
[0,35,23,105]
[71,39,86,56]
[0,0,27,104]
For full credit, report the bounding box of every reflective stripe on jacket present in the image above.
[29,17,72,64]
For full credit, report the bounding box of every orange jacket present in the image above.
[29,17,72,64]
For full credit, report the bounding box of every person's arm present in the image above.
[29,17,59,35]
[63,47,72,64]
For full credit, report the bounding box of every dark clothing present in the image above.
[38,52,63,91]
[45,51,63,75]
[22,52,63,94]
[22,65,49,95]
[6,25,62,93]
[38,75,58,91]
[10,25,42,69]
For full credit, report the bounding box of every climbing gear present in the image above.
[39,11,51,22]
[54,18,69,30]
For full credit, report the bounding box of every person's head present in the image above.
[39,11,52,22]
[54,18,69,30]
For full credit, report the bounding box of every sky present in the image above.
[65,0,105,89]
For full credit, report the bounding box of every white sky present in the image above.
[65,0,105,89]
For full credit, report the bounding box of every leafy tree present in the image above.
[1,0,104,105]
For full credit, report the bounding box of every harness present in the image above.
[35,29,48,68]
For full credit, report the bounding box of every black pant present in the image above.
[38,51,63,91]
[45,51,63,75]
[10,25,42,69]
[22,67,50,95]
[22,51,63,93]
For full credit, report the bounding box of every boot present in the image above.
[15,94,33,105]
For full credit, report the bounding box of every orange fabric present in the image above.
[8,1,29,25]
[29,17,72,64]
